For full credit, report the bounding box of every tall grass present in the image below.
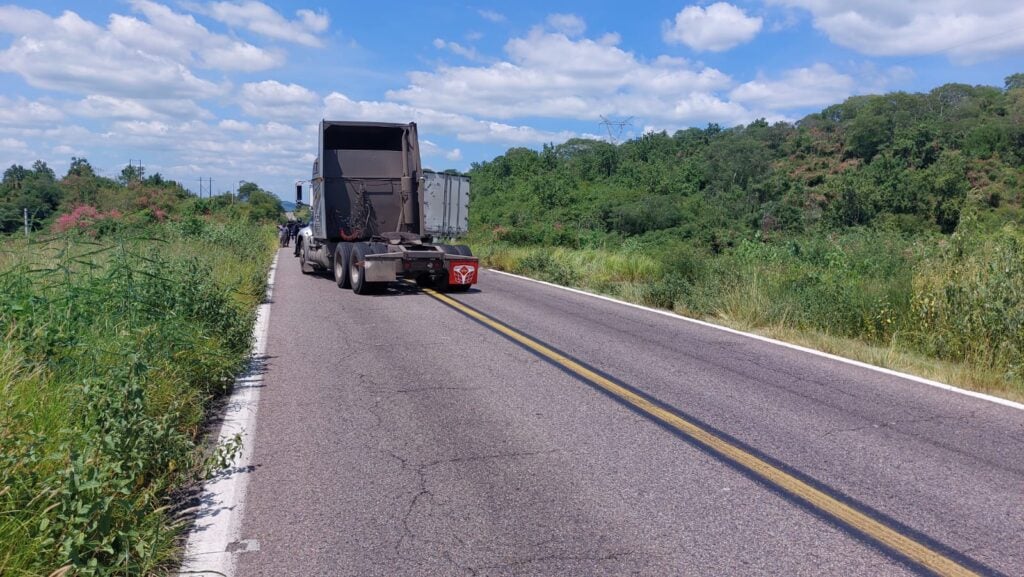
[472,223,1024,400]
[0,219,274,576]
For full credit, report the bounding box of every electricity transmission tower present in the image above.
[599,115,633,144]
[197,178,213,198]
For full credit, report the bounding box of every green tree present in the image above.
[66,157,95,178]
[237,181,260,201]
[119,163,145,185]
[1005,73,1024,91]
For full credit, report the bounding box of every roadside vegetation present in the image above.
[467,75,1024,400]
[0,162,281,575]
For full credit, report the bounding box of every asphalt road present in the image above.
[232,247,1024,576]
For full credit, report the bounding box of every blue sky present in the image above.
[1,1,1022,200]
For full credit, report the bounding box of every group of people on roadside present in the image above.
[278,220,304,248]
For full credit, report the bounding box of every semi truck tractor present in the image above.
[296,120,478,294]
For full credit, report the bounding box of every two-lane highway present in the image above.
[222,248,1022,576]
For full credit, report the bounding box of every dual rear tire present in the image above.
[334,242,353,288]
[349,242,387,294]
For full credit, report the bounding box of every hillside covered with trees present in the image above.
[467,75,1024,397]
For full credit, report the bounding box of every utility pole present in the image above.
[24,207,29,238]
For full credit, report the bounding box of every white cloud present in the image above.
[323,92,575,144]
[238,80,320,121]
[546,13,586,37]
[0,5,54,35]
[433,38,482,61]
[0,3,293,102]
[477,9,505,23]
[730,63,855,109]
[0,97,65,126]
[203,1,329,47]
[0,10,224,99]
[387,27,740,125]
[0,138,29,151]
[52,145,85,156]
[202,41,285,71]
[68,95,213,121]
[123,1,284,71]
[771,1,1024,60]
[219,119,254,131]
[446,148,463,161]
[663,3,763,52]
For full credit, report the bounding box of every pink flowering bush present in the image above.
[53,204,124,236]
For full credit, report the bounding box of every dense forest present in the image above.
[467,75,1024,396]
[470,74,1024,245]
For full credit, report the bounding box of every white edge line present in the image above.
[485,268,1024,412]
[178,252,278,576]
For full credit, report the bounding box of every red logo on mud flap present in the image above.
[448,260,478,285]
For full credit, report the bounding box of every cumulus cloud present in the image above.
[771,1,1024,60]
[201,1,329,46]
[546,13,586,37]
[0,3,295,104]
[0,137,29,151]
[0,5,53,34]
[218,119,254,131]
[388,27,742,125]
[238,80,320,121]
[663,3,763,52]
[124,1,284,70]
[68,95,213,121]
[433,38,482,61]
[730,63,855,109]
[0,97,65,126]
[0,8,227,99]
[323,92,575,144]
[477,9,505,23]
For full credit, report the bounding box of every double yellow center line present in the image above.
[423,288,985,577]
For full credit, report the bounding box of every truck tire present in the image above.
[349,242,384,295]
[300,243,314,275]
[334,242,352,288]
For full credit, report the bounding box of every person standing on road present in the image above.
[292,222,304,257]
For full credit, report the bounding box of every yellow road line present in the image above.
[423,288,982,577]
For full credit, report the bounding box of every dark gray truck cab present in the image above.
[298,121,478,294]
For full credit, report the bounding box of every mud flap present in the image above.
[447,260,478,285]
[364,259,398,282]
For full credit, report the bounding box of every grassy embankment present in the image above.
[468,217,1024,403]
[0,219,275,575]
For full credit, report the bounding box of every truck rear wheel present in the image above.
[334,242,352,288]
[349,242,383,295]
